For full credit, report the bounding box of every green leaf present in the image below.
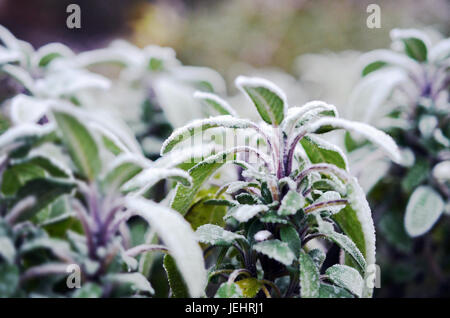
[325,264,363,298]
[331,177,375,297]
[317,221,366,271]
[53,111,101,180]
[235,278,262,298]
[403,37,427,62]
[301,135,347,170]
[280,225,301,256]
[253,239,295,266]
[171,151,240,215]
[10,178,76,222]
[318,283,354,298]
[39,52,63,67]
[186,197,227,230]
[405,186,444,237]
[0,263,19,297]
[362,61,387,76]
[235,76,286,126]
[163,254,190,298]
[278,190,305,216]
[215,282,243,298]
[1,162,46,196]
[103,161,143,190]
[195,224,245,246]
[299,250,320,298]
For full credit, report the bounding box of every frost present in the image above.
[228,204,269,223]
[308,117,401,164]
[254,230,272,242]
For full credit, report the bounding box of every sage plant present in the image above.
[351,29,449,237]
[162,76,401,298]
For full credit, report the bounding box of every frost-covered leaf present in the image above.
[317,220,366,271]
[163,254,189,298]
[122,167,191,195]
[126,197,206,297]
[331,175,375,298]
[53,111,101,181]
[170,149,247,214]
[429,38,450,63]
[299,250,320,298]
[235,76,287,126]
[391,29,429,62]
[194,91,237,117]
[195,224,245,246]
[283,101,338,132]
[0,123,54,156]
[301,135,347,170]
[318,283,354,298]
[215,282,243,298]
[161,115,255,154]
[1,64,35,93]
[433,161,450,182]
[35,69,110,97]
[228,204,268,223]
[106,272,154,294]
[308,117,401,164]
[325,264,363,298]
[10,95,50,125]
[34,42,74,67]
[253,239,295,266]
[405,186,444,237]
[278,190,304,216]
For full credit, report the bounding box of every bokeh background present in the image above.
[1,0,449,297]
